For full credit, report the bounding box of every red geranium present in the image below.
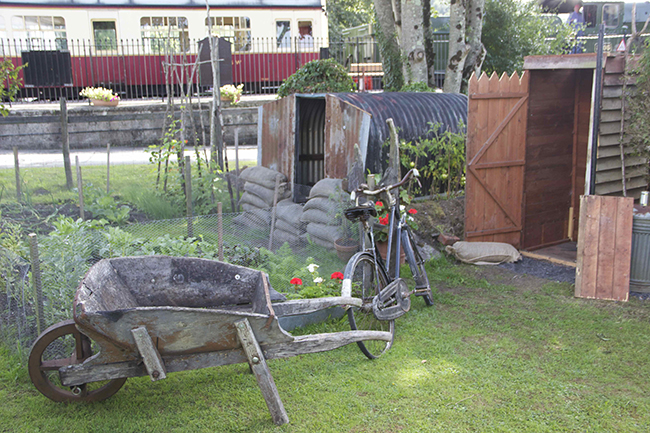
[290,277,302,285]
[378,215,389,225]
[375,201,383,207]
[408,208,417,215]
[330,272,344,280]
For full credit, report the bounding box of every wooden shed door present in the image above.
[465,72,529,248]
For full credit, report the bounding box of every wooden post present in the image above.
[217,202,224,261]
[268,175,282,250]
[234,129,241,212]
[13,147,22,202]
[235,318,289,426]
[76,156,85,220]
[106,143,111,193]
[28,233,44,336]
[185,155,193,237]
[61,98,73,190]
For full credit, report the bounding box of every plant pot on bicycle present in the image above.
[341,168,434,359]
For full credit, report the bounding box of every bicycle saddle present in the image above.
[344,204,377,222]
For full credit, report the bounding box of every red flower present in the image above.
[290,277,302,285]
[330,272,344,280]
[408,209,418,215]
[379,215,389,225]
[375,201,383,207]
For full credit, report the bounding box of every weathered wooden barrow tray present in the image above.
[28,256,391,425]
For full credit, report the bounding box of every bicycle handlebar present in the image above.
[354,168,419,197]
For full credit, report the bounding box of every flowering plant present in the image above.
[79,86,120,102]
[287,264,345,299]
[220,84,244,105]
[374,200,419,243]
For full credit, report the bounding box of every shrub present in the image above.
[277,59,356,97]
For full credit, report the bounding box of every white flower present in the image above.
[307,263,319,273]
[313,277,323,284]
[400,205,406,212]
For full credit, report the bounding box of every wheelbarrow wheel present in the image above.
[344,252,395,359]
[28,319,126,402]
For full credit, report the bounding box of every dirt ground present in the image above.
[411,195,465,241]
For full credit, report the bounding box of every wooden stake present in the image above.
[76,156,85,220]
[234,128,241,212]
[185,155,193,237]
[106,143,111,193]
[268,174,282,250]
[61,98,73,190]
[217,202,224,261]
[13,147,22,202]
[28,233,44,336]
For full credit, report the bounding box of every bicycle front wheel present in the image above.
[343,252,395,359]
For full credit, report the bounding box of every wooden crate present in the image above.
[575,195,633,301]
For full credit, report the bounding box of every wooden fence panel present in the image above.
[575,195,633,301]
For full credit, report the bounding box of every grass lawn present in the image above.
[1,257,649,432]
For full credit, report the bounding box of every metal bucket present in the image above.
[630,216,650,293]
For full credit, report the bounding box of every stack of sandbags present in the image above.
[271,199,306,247]
[300,179,351,249]
[233,166,290,231]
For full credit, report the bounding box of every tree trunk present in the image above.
[443,0,470,93]
[401,0,428,84]
[373,0,404,90]
[461,0,486,92]
[422,0,437,87]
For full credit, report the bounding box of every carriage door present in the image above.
[294,96,326,203]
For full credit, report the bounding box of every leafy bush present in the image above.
[277,59,356,97]
[400,82,437,92]
[84,184,131,225]
[627,40,650,186]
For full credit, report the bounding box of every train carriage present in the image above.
[0,0,328,98]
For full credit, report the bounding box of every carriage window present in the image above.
[276,20,291,49]
[93,21,117,50]
[11,15,67,50]
[205,16,251,52]
[140,16,189,53]
[603,4,620,28]
[583,5,597,28]
[298,21,313,49]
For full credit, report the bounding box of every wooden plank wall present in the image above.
[596,54,647,197]
[575,195,633,301]
[524,70,577,249]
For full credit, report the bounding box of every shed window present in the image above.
[11,15,67,50]
[603,4,620,28]
[206,16,251,51]
[140,16,189,53]
[93,21,117,50]
[276,20,291,49]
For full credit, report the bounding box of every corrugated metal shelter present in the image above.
[257,92,467,201]
[465,53,646,265]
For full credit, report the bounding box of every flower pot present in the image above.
[91,99,119,107]
[376,240,406,264]
[334,238,358,263]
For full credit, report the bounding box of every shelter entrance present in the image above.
[294,97,325,203]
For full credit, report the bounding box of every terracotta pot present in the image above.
[91,99,119,107]
[376,240,406,264]
[334,238,358,263]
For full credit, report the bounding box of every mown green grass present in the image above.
[2,257,649,432]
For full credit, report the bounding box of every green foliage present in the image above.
[400,81,437,92]
[375,25,404,92]
[482,0,578,74]
[277,59,356,97]
[0,59,25,117]
[627,40,650,186]
[327,0,374,46]
[83,184,131,225]
[400,122,467,196]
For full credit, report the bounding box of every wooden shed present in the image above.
[465,53,645,264]
[257,92,467,202]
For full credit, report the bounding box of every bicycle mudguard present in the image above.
[372,278,410,321]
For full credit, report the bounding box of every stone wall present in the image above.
[0,101,258,150]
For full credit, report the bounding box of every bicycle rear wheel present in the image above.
[403,228,434,306]
[343,252,395,359]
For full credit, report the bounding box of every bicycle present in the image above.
[341,168,434,359]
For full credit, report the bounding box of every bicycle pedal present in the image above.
[372,279,410,321]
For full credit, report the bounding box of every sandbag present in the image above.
[300,208,334,225]
[301,233,333,249]
[244,182,289,206]
[272,228,303,246]
[445,241,521,265]
[239,191,270,210]
[306,222,342,243]
[303,197,337,215]
[276,199,304,227]
[308,178,343,199]
[235,207,271,228]
[233,213,267,231]
[240,166,286,189]
[275,219,304,235]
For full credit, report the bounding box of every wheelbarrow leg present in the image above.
[235,319,289,426]
[131,326,167,381]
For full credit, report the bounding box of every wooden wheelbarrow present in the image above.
[28,256,392,425]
